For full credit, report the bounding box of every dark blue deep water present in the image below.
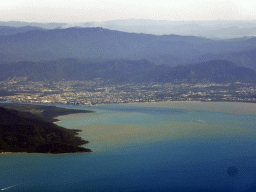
[1,102,256,191]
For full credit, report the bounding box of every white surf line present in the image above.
[1,184,21,191]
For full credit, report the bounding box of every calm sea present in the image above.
[1,102,256,191]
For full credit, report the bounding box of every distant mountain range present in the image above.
[1,20,256,39]
[0,25,256,84]
[1,59,255,84]
[189,48,256,70]
[0,25,44,36]
[1,27,256,68]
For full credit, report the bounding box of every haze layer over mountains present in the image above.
[1,20,256,84]
[2,19,256,39]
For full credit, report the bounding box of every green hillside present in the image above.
[0,107,92,154]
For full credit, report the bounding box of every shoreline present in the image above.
[0,102,95,123]
[1,99,256,107]
[122,101,256,116]
[0,151,91,155]
[0,107,92,154]
[2,100,256,117]
[0,152,28,154]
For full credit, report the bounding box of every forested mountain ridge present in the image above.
[1,27,256,67]
[0,25,44,36]
[1,59,255,84]
[2,20,256,39]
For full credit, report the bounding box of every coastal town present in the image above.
[1,79,256,105]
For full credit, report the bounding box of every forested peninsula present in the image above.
[0,104,93,154]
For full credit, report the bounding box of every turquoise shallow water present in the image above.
[0,102,256,191]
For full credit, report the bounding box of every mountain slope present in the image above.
[1,59,255,84]
[0,26,44,36]
[2,20,256,39]
[187,48,256,70]
[148,60,256,84]
[1,27,256,66]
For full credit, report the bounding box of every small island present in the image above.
[0,104,93,154]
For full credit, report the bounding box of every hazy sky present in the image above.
[1,0,256,23]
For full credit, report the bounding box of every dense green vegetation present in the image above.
[0,106,92,154]
[0,59,255,84]
[1,27,256,67]
[0,103,94,122]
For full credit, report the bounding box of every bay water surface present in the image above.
[0,102,256,191]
